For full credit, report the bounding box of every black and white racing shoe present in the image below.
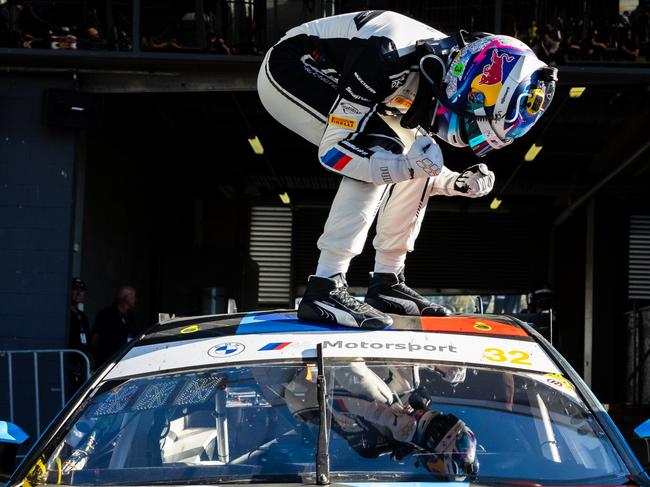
[365,272,449,317]
[298,274,393,329]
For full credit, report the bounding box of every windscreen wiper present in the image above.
[316,343,330,485]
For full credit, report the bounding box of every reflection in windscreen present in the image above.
[24,362,629,485]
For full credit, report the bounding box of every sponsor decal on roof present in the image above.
[258,342,291,351]
[105,330,559,380]
[523,372,579,400]
[420,317,529,338]
[208,342,246,357]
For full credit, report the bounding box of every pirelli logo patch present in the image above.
[329,114,357,130]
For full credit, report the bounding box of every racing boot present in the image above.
[365,271,449,316]
[298,274,393,329]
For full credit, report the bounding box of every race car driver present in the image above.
[281,360,478,480]
[257,10,557,328]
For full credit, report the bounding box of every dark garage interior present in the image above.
[74,83,650,406]
[2,0,650,471]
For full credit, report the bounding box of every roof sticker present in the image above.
[106,330,560,380]
[420,316,529,338]
[237,312,342,334]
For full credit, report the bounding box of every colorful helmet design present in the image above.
[412,409,479,480]
[433,35,557,157]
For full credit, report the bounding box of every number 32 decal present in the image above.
[483,347,532,366]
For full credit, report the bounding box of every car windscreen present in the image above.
[20,361,629,486]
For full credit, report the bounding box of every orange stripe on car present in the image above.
[420,316,529,337]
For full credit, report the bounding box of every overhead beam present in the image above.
[3,49,650,92]
[559,65,650,85]
[1,49,262,93]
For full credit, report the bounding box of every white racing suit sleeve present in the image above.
[283,362,418,444]
[338,360,395,403]
[318,97,443,185]
[335,362,417,443]
[338,397,417,443]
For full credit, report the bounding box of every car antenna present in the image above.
[316,343,331,485]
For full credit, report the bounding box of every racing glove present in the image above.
[430,164,495,198]
[370,136,443,185]
[342,399,417,443]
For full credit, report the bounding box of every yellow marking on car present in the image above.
[483,347,532,366]
[180,325,199,334]
[56,457,62,484]
[473,322,492,331]
[544,373,575,391]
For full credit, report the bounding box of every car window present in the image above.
[22,365,318,485]
[20,361,630,486]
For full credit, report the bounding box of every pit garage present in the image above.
[1,0,650,462]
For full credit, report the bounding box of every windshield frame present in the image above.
[9,316,647,486]
[514,318,647,482]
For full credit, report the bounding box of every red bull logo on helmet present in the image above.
[471,49,517,107]
[478,50,515,86]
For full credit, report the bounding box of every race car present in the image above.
[4,310,649,487]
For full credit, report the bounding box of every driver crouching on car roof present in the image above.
[277,361,478,480]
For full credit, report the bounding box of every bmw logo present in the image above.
[208,342,245,358]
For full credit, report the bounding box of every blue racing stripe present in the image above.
[237,312,342,334]
[321,148,344,167]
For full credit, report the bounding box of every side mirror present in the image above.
[635,419,650,439]
[0,421,29,481]
[634,419,650,468]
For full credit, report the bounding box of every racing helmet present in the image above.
[411,409,478,480]
[406,33,558,157]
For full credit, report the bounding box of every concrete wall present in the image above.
[0,74,77,348]
[0,73,78,440]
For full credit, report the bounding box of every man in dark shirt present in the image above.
[68,278,91,392]
[69,278,91,355]
[90,285,137,369]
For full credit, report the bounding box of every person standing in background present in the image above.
[68,278,91,392]
[69,278,90,355]
[90,285,137,369]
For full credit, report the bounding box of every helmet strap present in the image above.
[400,62,436,130]
[401,33,461,131]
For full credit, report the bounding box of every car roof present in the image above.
[137,309,533,348]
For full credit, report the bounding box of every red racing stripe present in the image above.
[333,154,352,170]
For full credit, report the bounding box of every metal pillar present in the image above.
[494,0,503,34]
[584,199,595,386]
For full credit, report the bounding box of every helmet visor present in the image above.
[464,115,510,157]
